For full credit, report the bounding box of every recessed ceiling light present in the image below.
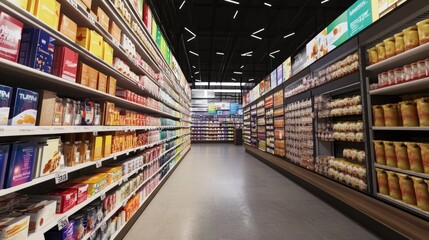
[321,0,329,3]
[264,2,272,7]
[194,71,200,74]
[270,50,280,54]
[232,78,236,81]
[249,78,254,81]
[234,71,243,74]
[253,28,265,35]
[284,32,295,38]
[233,10,238,19]
[179,0,186,9]
[251,35,262,40]
[192,66,196,69]
[189,51,199,56]
[224,0,239,4]
[241,65,245,69]
[216,52,225,55]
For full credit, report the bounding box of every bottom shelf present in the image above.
[376,193,429,219]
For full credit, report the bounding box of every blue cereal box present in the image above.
[5,142,37,188]
[0,84,12,125]
[0,145,9,189]
[18,28,56,73]
[9,88,38,126]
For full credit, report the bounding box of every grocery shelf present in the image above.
[372,126,429,131]
[376,194,429,219]
[369,77,429,95]
[366,42,429,72]
[191,126,235,128]
[0,125,188,137]
[374,164,429,180]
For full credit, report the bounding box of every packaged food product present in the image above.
[52,46,79,82]
[50,188,78,213]
[97,73,107,93]
[394,68,404,84]
[375,43,386,61]
[62,98,75,126]
[38,137,61,177]
[71,173,107,196]
[398,173,417,205]
[403,26,419,51]
[372,105,385,126]
[393,142,410,170]
[376,168,389,195]
[399,101,419,127]
[412,177,429,211]
[57,183,88,204]
[94,166,122,184]
[394,32,405,54]
[383,37,396,58]
[0,215,30,240]
[415,97,429,126]
[386,171,402,200]
[411,62,419,80]
[93,6,109,31]
[103,135,112,157]
[0,145,9,189]
[367,48,378,65]
[5,142,37,188]
[417,143,429,174]
[384,141,397,168]
[45,219,75,240]
[103,41,113,65]
[416,19,429,45]
[0,12,24,62]
[14,199,57,233]
[91,136,103,161]
[77,62,90,86]
[107,77,117,95]
[32,0,59,29]
[405,142,424,173]
[0,84,12,126]
[382,104,400,127]
[417,60,427,79]
[69,214,85,240]
[108,20,121,42]
[82,98,95,125]
[373,140,386,165]
[88,67,98,90]
[74,101,83,126]
[403,64,413,82]
[387,70,395,85]
[58,14,77,42]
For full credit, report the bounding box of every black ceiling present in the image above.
[149,0,356,89]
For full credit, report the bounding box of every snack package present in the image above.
[8,88,38,126]
[0,85,12,126]
[0,11,24,62]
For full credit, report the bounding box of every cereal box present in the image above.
[0,84,12,126]
[0,145,9,189]
[9,88,38,126]
[52,46,78,82]
[0,11,24,62]
[5,142,37,188]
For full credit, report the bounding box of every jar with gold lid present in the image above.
[375,43,386,61]
[403,26,420,50]
[394,32,405,54]
[383,37,396,58]
[416,19,429,45]
[367,47,378,65]
[417,60,427,79]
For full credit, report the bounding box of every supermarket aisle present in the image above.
[124,144,378,240]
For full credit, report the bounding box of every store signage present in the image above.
[327,12,349,51]
[259,80,265,96]
[306,28,328,65]
[230,103,239,115]
[283,57,292,82]
[270,70,277,89]
[276,64,283,86]
[208,104,217,114]
[291,48,308,75]
[264,76,271,92]
[348,0,373,37]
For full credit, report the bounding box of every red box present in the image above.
[57,183,88,204]
[50,188,77,213]
[0,11,24,62]
[52,46,78,82]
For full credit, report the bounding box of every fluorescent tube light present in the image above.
[233,10,238,19]
[249,78,254,81]
[213,89,241,93]
[194,71,200,74]
[270,50,280,54]
[195,82,248,86]
[241,65,245,69]
[232,78,236,81]
[284,32,295,38]
[251,35,262,40]
[269,54,275,58]
[189,51,199,56]
[241,51,253,56]
[179,0,186,9]
[192,66,196,69]
[224,0,239,4]
[234,71,243,74]
[195,79,201,82]
[264,2,272,7]
[253,28,265,35]
[187,36,196,42]
[184,27,196,36]
[216,52,225,55]
[321,0,329,3]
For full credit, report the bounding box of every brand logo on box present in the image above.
[0,25,20,46]
[0,89,9,98]
[19,93,38,101]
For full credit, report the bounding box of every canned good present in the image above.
[416,19,429,45]
[384,37,396,58]
[412,62,419,80]
[418,60,427,78]
[404,64,413,81]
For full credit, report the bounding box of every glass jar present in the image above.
[382,104,401,126]
[372,105,385,127]
[399,101,420,127]
[376,168,389,195]
[367,48,378,65]
[53,97,64,126]
[387,171,402,200]
[387,70,395,85]
[384,141,398,168]
[412,177,429,211]
[403,26,420,50]
[412,62,419,80]
[62,98,74,126]
[373,140,386,165]
[73,141,81,166]
[383,37,396,58]
[417,60,427,79]
[394,32,405,54]
[393,141,410,171]
[394,68,404,84]
[375,43,386,61]
[94,103,101,126]
[405,142,424,173]
[403,64,413,82]
[417,143,429,174]
[416,97,429,126]
[416,19,429,45]
[398,173,417,205]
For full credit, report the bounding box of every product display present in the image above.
[191,114,242,142]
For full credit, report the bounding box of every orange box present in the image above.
[58,14,77,42]
[109,21,121,42]
[88,67,98,89]
[54,1,61,29]
[102,41,113,65]
[97,72,107,92]
[107,77,116,95]
[78,0,92,10]
[93,7,109,31]
[77,62,90,86]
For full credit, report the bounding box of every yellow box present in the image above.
[103,41,113,65]
[71,173,107,196]
[33,0,58,30]
[59,14,77,42]
[9,0,29,10]
[94,166,121,184]
[76,27,91,49]
[91,136,103,161]
[78,0,92,10]
[90,31,103,59]
[54,1,61,30]
[97,72,107,92]
[103,135,112,157]
[88,67,98,90]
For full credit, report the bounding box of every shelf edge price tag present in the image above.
[96,160,102,168]
[57,216,69,230]
[67,0,77,8]
[55,171,68,185]
[87,13,96,25]
[100,193,106,201]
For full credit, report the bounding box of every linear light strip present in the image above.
[179,0,186,9]
[233,10,238,19]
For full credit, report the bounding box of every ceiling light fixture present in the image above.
[321,0,329,3]
[269,54,275,58]
[189,51,199,56]
[179,0,186,9]
[213,89,241,93]
[232,78,237,81]
[195,79,201,82]
[251,34,262,40]
[233,10,238,19]
[249,78,254,81]
[270,50,280,54]
[284,32,296,39]
[184,27,196,36]
[264,2,272,7]
[187,36,196,42]
[241,65,245,69]
[234,71,243,74]
[192,66,196,69]
[241,51,253,56]
[224,0,239,4]
[194,71,200,74]
[253,28,265,35]
[216,52,225,55]
[195,82,248,86]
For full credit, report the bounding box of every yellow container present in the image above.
[416,19,429,45]
[376,168,389,195]
[398,173,417,205]
[416,97,429,126]
[387,171,402,200]
[403,26,420,51]
[372,105,385,127]
[417,143,429,174]
[382,104,401,126]
[394,33,405,54]
[393,142,410,170]
[384,141,397,168]
[375,43,386,61]
[405,142,424,173]
[367,48,378,65]
[383,37,396,59]
[399,101,420,127]
[412,177,429,211]
[373,140,386,165]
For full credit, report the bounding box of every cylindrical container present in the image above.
[376,168,389,195]
[394,32,405,54]
[387,70,395,86]
[412,62,419,80]
[404,64,413,82]
[372,105,385,126]
[387,171,402,200]
[384,141,398,168]
[403,26,420,51]
[405,142,424,173]
[367,48,379,65]
[413,177,429,211]
[394,68,404,84]
[416,97,429,126]
[417,143,429,174]
[374,140,386,165]
[416,19,429,45]
[376,43,386,61]
[418,60,427,79]
[383,37,396,58]
[394,142,410,170]
[382,104,401,126]
[399,101,420,127]
[398,173,417,205]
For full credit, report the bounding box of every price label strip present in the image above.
[96,160,102,168]
[57,216,69,230]
[55,171,68,184]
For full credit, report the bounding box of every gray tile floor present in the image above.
[123,144,379,240]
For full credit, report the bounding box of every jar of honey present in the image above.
[382,104,401,126]
[399,101,420,127]
[394,32,405,54]
[398,173,417,205]
[405,142,424,173]
[375,43,386,61]
[372,105,385,126]
[394,142,410,170]
[416,19,429,45]
[383,37,396,58]
[384,141,398,168]
[403,26,420,51]
[376,168,389,195]
[373,140,386,165]
[412,177,429,211]
[387,171,402,200]
[367,48,378,65]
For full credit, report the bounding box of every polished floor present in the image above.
[124,144,379,240]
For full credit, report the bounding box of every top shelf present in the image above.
[366,42,429,73]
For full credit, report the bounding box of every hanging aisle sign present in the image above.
[348,0,373,37]
[230,103,239,115]
[327,12,349,52]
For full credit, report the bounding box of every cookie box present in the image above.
[8,88,38,126]
[0,84,12,126]
[5,142,37,188]
[0,11,24,62]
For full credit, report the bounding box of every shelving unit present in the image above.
[191,114,242,143]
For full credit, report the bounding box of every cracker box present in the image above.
[52,46,78,82]
[91,136,103,161]
[32,0,58,30]
[0,145,9,190]
[0,85,12,126]
[102,41,113,65]
[71,173,107,196]
[93,7,109,31]
[107,77,116,95]
[88,66,98,90]
[18,28,56,73]
[15,199,56,233]
[108,21,121,42]
[50,188,77,213]
[37,137,61,177]
[5,142,37,188]
[57,183,88,204]
[94,166,121,184]
[8,88,38,126]
[0,215,30,240]
[58,14,77,42]
[103,135,112,157]
[77,62,90,86]
[97,72,107,93]
[0,11,24,62]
